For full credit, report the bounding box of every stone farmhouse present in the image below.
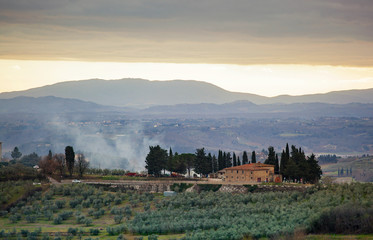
[220,163,282,183]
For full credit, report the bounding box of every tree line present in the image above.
[1,146,89,179]
[145,146,259,177]
[145,143,322,183]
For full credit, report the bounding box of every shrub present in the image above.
[124,206,132,218]
[69,198,82,208]
[21,229,29,237]
[76,214,87,224]
[89,228,100,236]
[106,225,126,236]
[44,210,53,220]
[53,215,62,224]
[25,214,37,223]
[148,234,158,240]
[243,185,258,193]
[117,234,128,240]
[84,217,93,226]
[197,184,222,192]
[171,183,193,193]
[114,197,122,205]
[58,210,73,220]
[41,233,50,240]
[310,204,373,234]
[68,228,78,236]
[114,214,124,224]
[0,210,8,217]
[9,213,21,223]
[144,203,151,212]
[54,200,65,209]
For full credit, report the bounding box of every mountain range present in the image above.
[1,96,373,119]
[1,78,372,108]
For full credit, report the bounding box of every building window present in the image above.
[242,170,244,174]
[251,171,253,174]
[237,170,238,174]
[231,170,233,173]
[266,170,268,173]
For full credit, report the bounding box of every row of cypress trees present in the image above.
[264,143,322,183]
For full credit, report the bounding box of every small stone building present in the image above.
[222,163,282,183]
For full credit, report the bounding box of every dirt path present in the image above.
[47,176,61,185]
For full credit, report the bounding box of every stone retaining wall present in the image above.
[86,181,310,194]
[86,181,171,193]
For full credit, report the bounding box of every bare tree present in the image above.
[38,153,58,175]
[54,153,66,177]
[76,153,89,178]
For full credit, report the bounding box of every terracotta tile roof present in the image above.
[224,163,274,171]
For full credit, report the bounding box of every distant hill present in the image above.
[1,96,372,119]
[1,79,372,107]
[0,79,265,108]
[142,101,373,118]
[0,96,121,114]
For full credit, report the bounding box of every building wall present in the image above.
[225,167,278,183]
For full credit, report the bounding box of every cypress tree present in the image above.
[286,143,290,160]
[65,146,75,177]
[194,148,210,176]
[212,155,218,173]
[265,146,276,165]
[251,151,256,163]
[218,150,223,170]
[232,153,237,166]
[307,154,322,183]
[226,152,232,167]
[223,152,227,169]
[280,150,287,175]
[237,156,241,166]
[207,153,213,174]
[47,150,53,161]
[168,147,174,172]
[242,151,248,165]
[275,154,279,173]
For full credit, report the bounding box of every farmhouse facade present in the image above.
[221,163,282,183]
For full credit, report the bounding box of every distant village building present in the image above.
[220,163,282,183]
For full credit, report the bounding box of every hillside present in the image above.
[142,101,373,118]
[1,79,373,107]
[0,79,265,108]
[1,97,373,119]
[0,96,122,114]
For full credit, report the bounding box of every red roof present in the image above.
[223,163,274,171]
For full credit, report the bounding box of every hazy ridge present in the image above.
[1,78,372,107]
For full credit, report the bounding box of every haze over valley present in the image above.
[1,79,372,170]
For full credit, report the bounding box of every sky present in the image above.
[1,0,373,96]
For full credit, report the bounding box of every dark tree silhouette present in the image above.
[242,151,248,165]
[65,146,75,177]
[76,153,89,178]
[11,147,22,160]
[145,145,167,177]
[251,151,256,163]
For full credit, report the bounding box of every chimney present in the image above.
[0,142,2,162]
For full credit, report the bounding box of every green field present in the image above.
[0,182,372,239]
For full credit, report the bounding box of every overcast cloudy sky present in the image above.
[1,0,373,96]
